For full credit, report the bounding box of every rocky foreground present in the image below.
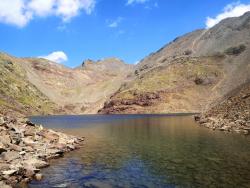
[194,82,250,134]
[0,116,84,187]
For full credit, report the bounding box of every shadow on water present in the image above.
[29,114,250,188]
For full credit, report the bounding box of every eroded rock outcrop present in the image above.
[0,115,84,187]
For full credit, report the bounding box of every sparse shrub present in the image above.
[224,44,246,56]
[194,77,204,85]
[135,70,139,76]
[184,50,192,56]
[173,37,180,42]
[4,60,14,72]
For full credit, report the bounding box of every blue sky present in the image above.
[0,0,250,67]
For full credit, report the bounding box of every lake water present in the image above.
[29,114,250,188]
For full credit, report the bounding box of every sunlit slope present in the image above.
[0,53,59,116]
[100,12,250,114]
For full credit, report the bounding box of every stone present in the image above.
[2,169,17,175]
[199,118,209,124]
[19,151,26,155]
[1,151,20,162]
[24,168,35,178]
[0,142,7,154]
[22,137,36,146]
[38,130,59,142]
[24,127,36,137]
[67,145,75,150]
[0,181,12,188]
[34,173,43,181]
[194,115,201,121]
[23,158,49,169]
[0,163,10,172]
[243,130,249,135]
[219,126,230,131]
[26,121,35,126]
[228,122,236,128]
[0,116,82,186]
[8,143,22,152]
[0,135,11,145]
[0,117,5,125]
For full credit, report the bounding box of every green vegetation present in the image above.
[0,54,57,115]
[224,44,246,56]
[114,57,222,101]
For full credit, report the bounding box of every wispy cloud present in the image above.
[0,0,96,27]
[206,2,250,28]
[145,2,158,10]
[108,17,123,28]
[126,0,149,5]
[40,51,68,64]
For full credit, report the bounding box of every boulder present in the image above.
[38,130,59,142]
[0,181,12,188]
[34,173,43,181]
[0,142,7,154]
[1,151,20,162]
[2,169,17,176]
[26,121,35,127]
[22,137,36,147]
[23,158,49,169]
[24,127,36,137]
[0,117,5,125]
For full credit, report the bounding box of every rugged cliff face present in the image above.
[99,12,250,114]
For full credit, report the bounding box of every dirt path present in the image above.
[191,29,208,54]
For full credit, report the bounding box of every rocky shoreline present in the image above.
[194,82,250,135]
[0,116,84,188]
[194,114,249,135]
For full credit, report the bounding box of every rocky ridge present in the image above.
[0,53,133,115]
[0,115,83,187]
[100,12,250,115]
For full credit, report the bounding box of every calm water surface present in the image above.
[29,114,250,188]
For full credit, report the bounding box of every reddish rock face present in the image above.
[99,92,161,114]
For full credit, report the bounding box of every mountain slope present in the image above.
[0,53,59,117]
[0,53,133,115]
[99,12,250,114]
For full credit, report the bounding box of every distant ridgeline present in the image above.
[0,12,250,118]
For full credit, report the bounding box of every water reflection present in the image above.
[29,115,250,188]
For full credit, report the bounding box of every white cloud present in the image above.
[55,0,95,22]
[134,60,140,64]
[0,0,96,27]
[40,51,68,63]
[206,2,250,28]
[28,0,55,17]
[127,0,149,5]
[0,0,32,27]
[108,17,123,28]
